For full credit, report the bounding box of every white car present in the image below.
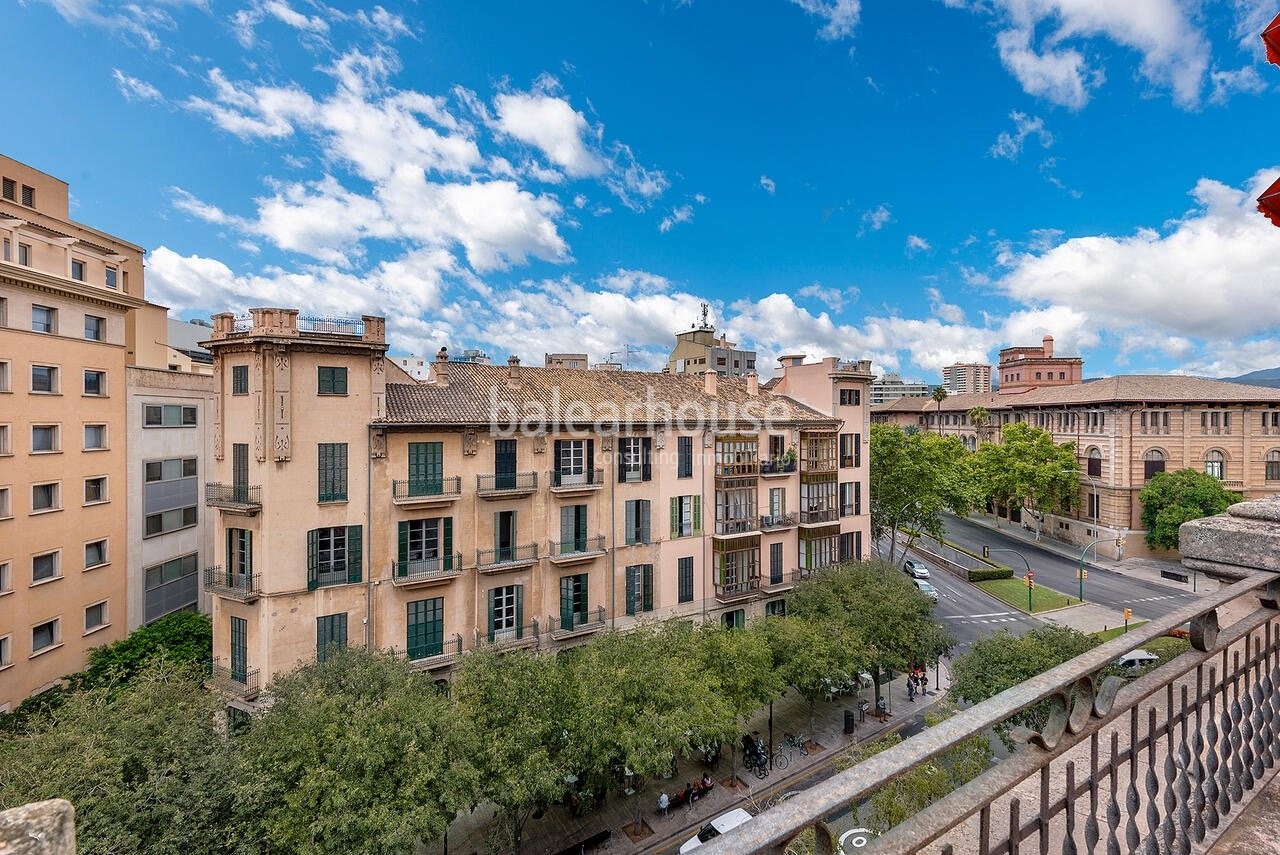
[680,807,753,852]
[1115,649,1159,673]
[914,580,939,602]
[903,559,931,579]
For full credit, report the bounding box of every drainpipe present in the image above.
[366,424,374,651]
[609,436,617,629]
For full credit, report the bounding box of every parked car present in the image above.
[1115,649,1159,674]
[914,580,939,602]
[903,559,931,579]
[680,808,753,852]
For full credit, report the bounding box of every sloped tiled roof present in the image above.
[871,376,1280,414]
[383,361,837,428]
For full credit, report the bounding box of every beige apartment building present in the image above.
[873,370,1280,560]
[942,362,992,395]
[200,309,872,701]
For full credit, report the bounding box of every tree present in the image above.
[972,422,1077,536]
[234,648,477,854]
[870,424,980,563]
[967,406,994,446]
[695,622,785,777]
[1139,468,1243,551]
[931,386,949,433]
[948,625,1097,744]
[0,660,237,855]
[755,612,856,740]
[452,647,576,854]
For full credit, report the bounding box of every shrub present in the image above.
[967,566,1014,582]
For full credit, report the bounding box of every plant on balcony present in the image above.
[1139,468,1243,551]
[783,444,798,465]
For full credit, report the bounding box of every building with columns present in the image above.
[200,310,872,703]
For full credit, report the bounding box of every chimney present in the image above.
[703,368,717,396]
[719,333,728,348]
[507,355,521,388]
[1043,335,1054,358]
[433,347,449,387]
[746,371,759,396]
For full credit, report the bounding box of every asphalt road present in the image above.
[939,515,1199,622]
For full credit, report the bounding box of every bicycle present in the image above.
[784,731,808,755]
[769,746,791,771]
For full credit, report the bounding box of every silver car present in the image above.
[914,580,939,602]
[903,559,931,579]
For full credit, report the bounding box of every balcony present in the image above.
[550,468,604,494]
[205,482,261,515]
[715,462,759,478]
[476,543,539,573]
[476,472,538,499]
[699,496,1280,855]
[714,578,760,603]
[208,659,260,701]
[391,554,465,587]
[799,455,837,474]
[799,508,839,525]
[549,606,608,640]
[202,565,259,602]
[391,476,462,506]
[715,518,761,537]
[761,567,811,594]
[477,621,540,651]
[406,633,463,671]
[760,459,797,477]
[548,535,607,565]
[760,512,797,531]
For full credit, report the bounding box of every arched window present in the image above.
[1204,450,1225,480]
[1086,447,1102,477]
[1143,449,1165,481]
[1266,450,1280,481]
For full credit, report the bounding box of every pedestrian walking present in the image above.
[906,675,916,702]
[657,791,669,817]
[876,695,889,722]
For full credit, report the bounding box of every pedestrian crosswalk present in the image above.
[1128,594,1179,604]
[938,611,1031,625]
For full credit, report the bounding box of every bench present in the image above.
[1160,568,1190,583]
[552,829,612,855]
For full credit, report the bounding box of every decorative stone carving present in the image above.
[655,429,666,450]
[600,435,614,452]
[463,429,478,456]
[533,434,547,454]
[274,434,290,459]
[703,429,714,448]
[274,353,289,372]
[372,355,384,374]
[371,429,386,459]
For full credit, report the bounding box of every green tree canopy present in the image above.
[967,406,994,445]
[234,648,477,854]
[1139,468,1243,550]
[755,612,854,737]
[870,424,980,563]
[972,422,1077,531]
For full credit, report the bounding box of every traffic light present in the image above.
[1123,607,1132,620]
[982,546,990,559]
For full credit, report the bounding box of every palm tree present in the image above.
[931,386,948,433]
[968,405,992,445]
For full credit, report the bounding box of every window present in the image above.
[487,584,524,641]
[717,478,758,532]
[677,435,693,478]
[407,441,444,495]
[670,495,701,538]
[31,365,58,393]
[765,599,787,617]
[84,315,105,341]
[722,609,745,630]
[231,364,248,395]
[0,562,10,594]
[1035,372,1042,380]
[84,476,107,504]
[1,177,12,200]
[105,266,117,289]
[397,518,454,576]
[32,551,59,583]
[839,482,858,516]
[230,616,248,683]
[624,499,651,544]
[32,619,59,654]
[145,457,198,482]
[1086,448,1102,477]
[318,366,348,395]
[71,259,85,281]
[0,634,9,669]
[558,504,588,553]
[143,404,197,427]
[553,438,593,485]
[1143,450,1166,481]
[625,564,654,615]
[227,529,253,582]
[1204,450,1225,480]
[316,613,348,662]
[617,437,652,482]
[85,602,108,633]
[318,443,348,502]
[770,541,784,584]
[144,505,197,536]
[1266,451,1280,482]
[0,361,8,391]
[31,305,55,334]
[1088,492,1100,522]
[83,370,106,396]
[559,573,589,630]
[307,525,362,588]
[0,487,9,519]
[839,433,860,468]
[407,598,445,659]
[839,388,860,406]
[17,243,30,266]
[768,487,786,518]
[678,556,694,603]
[84,424,106,450]
[32,482,60,512]
[145,553,199,623]
[20,185,34,207]
[84,540,108,569]
[31,424,59,452]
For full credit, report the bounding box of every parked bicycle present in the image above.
[784,731,808,755]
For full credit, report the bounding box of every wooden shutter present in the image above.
[586,440,595,481]
[561,505,574,553]
[443,518,453,570]
[640,501,650,543]
[626,566,637,616]
[397,521,409,577]
[560,575,574,630]
[642,564,653,612]
[641,438,652,481]
[692,496,701,534]
[671,497,679,539]
[624,500,635,544]
[575,506,587,549]
[407,600,425,659]
[617,440,627,482]
[346,525,362,583]
[306,529,319,591]
[514,585,524,639]
[487,588,497,643]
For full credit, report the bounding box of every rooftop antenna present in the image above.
[608,345,643,370]
[698,301,711,330]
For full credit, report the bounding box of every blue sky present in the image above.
[9,0,1280,380]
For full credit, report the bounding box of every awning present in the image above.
[1259,175,1280,228]
[1265,11,1280,67]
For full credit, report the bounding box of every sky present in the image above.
[8,0,1280,381]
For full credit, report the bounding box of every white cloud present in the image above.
[759,175,777,195]
[493,88,607,178]
[606,143,670,211]
[906,234,932,255]
[41,0,194,50]
[1209,66,1268,105]
[596,269,672,294]
[797,282,858,311]
[659,204,695,233]
[789,0,862,40]
[1027,228,1064,252]
[112,68,163,102]
[989,111,1053,160]
[859,203,892,235]
[926,286,966,324]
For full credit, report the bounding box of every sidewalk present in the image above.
[427,660,954,855]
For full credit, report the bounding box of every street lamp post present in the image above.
[986,547,1033,610]
[1076,535,1109,604]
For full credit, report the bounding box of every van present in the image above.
[680,808,753,852]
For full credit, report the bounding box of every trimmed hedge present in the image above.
[967,566,1015,582]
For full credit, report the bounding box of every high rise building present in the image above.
[942,362,992,395]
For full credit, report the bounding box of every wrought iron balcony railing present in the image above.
[476,471,538,496]
[392,476,462,503]
[760,513,797,530]
[392,554,465,586]
[715,517,760,535]
[550,606,608,638]
[209,659,260,700]
[205,482,262,511]
[548,535,606,561]
[296,315,365,336]
[760,459,797,475]
[405,633,463,668]
[714,578,760,602]
[702,568,1280,854]
[478,620,541,648]
[202,565,259,601]
[476,543,539,571]
[550,468,604,489]
[799,508,838,525]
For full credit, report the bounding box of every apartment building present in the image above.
[943,362,992,395]
[0,156,150,708]
[872,375,1280,559]
[665,304,758,377]
[869,372,930,405]
[200,309,871,702]
[997,335,1082,394]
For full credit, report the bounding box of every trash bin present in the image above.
[844,709,857,734]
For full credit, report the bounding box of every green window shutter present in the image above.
[443,518,453,570]
[246,530,253,576]
[560,575,574,630]
[318,367,331,395]
[225,528,232,575]
[624,500,634,545]
[642,565,653,612]
[487,588,497,643]
[514,585,524,639]
[407,600,423,659]
[625,566,637,616]
[426,598,443,655]
[560,505,574,553]
[575,506,587,548]
[671,496,679,539]
[335,368,347,394]
[640,501,650,543]
[397,521,409,577]
[306,529,319,591]
[347,525,362,583]
[693,496,701,533]
[586,439,594,480]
